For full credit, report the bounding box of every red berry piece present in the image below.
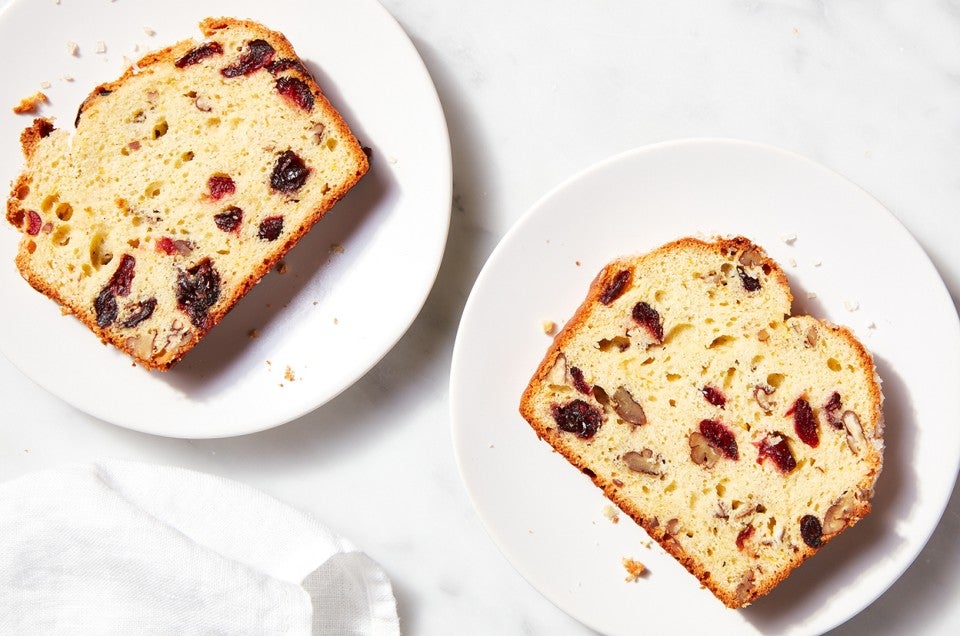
[701,385,726,408]
[214,206,243,233]
[266,58,308,76]
[156,237,177,255]
[800,514,823,548]
[221,39,275,77]
[631,301,664,343]
[756,432,797,474]
[599,269,631,305]
[175,41,224,68]
[207,174,236,200]
[737,266,761,292]
[258,216,284,241]
[108,254,136,296]
[93,254,136,327]
[26,210,42,235]
[552,399,603,439]
[787,397,819,447]
[823,391,843,428]
[176,258,221,329]
[736,524,755,550]
[275,76,314,111]
[120,297,157,328]
[270,150,311,192]
[569,366,591,395]
[699,419,739,460]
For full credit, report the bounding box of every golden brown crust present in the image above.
[519,235,883,608]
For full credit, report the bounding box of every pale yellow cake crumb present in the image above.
[541,320,556,335]
[602,505,620,524]
[622,557,647,582]
[284,366,295,382]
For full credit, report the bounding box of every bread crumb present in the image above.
[333,317,339,325]
[806,291,817,299]
[575,260,582,266]
[781,233,797,245]
[813,260,822,267]
[330,243,344,254]
[844,300,860,312]
[62,74,74,82]
[788,258,797,267]
[40,81,52,89]
[276,261,287,274]
[143,26,156,37]
[541,320,556,335]
[248,329,259,339]
[66,41,79,56]
[13,92,47,114]
[602,505,620,524]
[867,321,877,330]
[622,558,647,582]
[95,41,107,54]
[284,366,295,382]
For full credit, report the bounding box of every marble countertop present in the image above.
[2,1,959,634]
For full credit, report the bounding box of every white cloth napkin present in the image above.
[0,460,399,635]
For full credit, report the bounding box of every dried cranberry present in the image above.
[207,174,236,200]
[756,432,797,473]
[215,206,243,233]
[275,76,314,111]
[736,524,755,550]
[108,254,136,296]
[787,397,819,447]
[599,269,631,305]
[569,366,591,395]
[258,216,284,241]
[699,419,739,460]
[266,58,307,75]
[737,266,761,292]
[175,41,224,68]
[221,39,275,77]
[631,302,663,343]
[156,237,177,255]
[176,258,221,329]
[701,385,726,408]
[800,514,823,548]
[270,150,310,192]
[552,399,602,439]
[120,297,157,328]
[26,210,41,235]
[823,392,843,428]
[94,287,118,327]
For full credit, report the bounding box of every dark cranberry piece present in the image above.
[823,392,843,428]
[94,287,118,327]
[221,39,275,77]
[108,254,136,296]
[215,206,243,233]
[275,76,314,111]
[175,41,224,68]
[176,258,221,329]
[258,216,284,241]
[120,297,157,328]
[207,174,236,200]
[599,269,631,305]
[756,432,797,473]
[569,366,591,395]
[736,524,755,550]
[26,210,42,235]
[699,419,738,460]
[270,150,310,192]
[701,385,726,408]
[787,397,819,447]
[737,266,761,292]
[266,58,308,75]
[156,237,177,255]
[631,301,663,343]
[552,399,602,439]
[800,514,823,548]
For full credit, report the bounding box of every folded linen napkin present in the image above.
[0,460,399,635]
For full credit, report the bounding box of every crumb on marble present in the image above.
[330,243,344,254]
[541,319,556,335]
[622,558,647,582]
[13,92,47,114]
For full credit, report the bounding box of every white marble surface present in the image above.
[2,1,959,634]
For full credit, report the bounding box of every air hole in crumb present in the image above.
[152,119,168,138]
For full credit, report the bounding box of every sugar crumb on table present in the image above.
[602,505,620,524]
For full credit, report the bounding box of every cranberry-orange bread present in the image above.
[519,236,883,608]
[6,17,368,370]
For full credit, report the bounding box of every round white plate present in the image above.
[450,139,960,635]
[0,0,450,438]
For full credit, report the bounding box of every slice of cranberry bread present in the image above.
[6,17,368,370]
[519,236,884,608]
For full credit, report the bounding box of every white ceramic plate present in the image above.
[0,0,450,438]
[450,139,960,635]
